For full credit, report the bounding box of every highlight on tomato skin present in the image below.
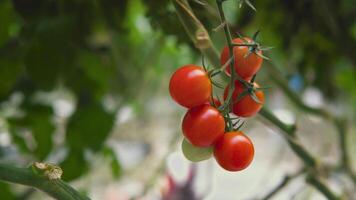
[220,37,263,79]
[224,81,265,117]
[214,131,254,172]
[169,64,212,108]
[182,104,225,147]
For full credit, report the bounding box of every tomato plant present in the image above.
[169,64,212,108]
[224,81,264,117]
[220,37,263,79]
[168,3,264,174]
[214,131,254,171]
[182,104,225,147]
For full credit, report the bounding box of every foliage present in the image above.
[0,0,192,197]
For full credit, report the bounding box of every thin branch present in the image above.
[215,0,239,118]
[259,168,306,200]
[259,107,317,168]
[306,174,341,200]
[266,61,355,185]
[265,62,333,119]
[0,163,90,200]
[334,118,356,185]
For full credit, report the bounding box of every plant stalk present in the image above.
[0,163,90,200]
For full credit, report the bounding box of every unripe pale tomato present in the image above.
[182,138,213,162]
[169,65,212,108]
[182,104,225,147]
[214,131,254,171]
[220,37,263,79]
[224,81,264,117]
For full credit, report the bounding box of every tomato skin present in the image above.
[169,65,212,108]
[214,131,254,171]
[210,98,222,108]
[220,37,263,79]
[182,104,225,147]
[224,81,264,117]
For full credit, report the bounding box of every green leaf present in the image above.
[103,147,122,179]
[7,104,54,160]
[25,41,73,90]
[0,182,16,200]
[66,100,115,152]
[0,56,23,99]
[98,0,128,30]
[60,150,88,181]
[27,104,55,160]
[0,0,19,46]
[71,50,114,99]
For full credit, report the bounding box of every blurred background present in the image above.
[0,0,355,199]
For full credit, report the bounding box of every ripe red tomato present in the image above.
[182,104,225,147]
[214,131,254,171]
[224,81,264,117]
[169,65,212,108]
[220,37,263,79]
[210,97,222,108]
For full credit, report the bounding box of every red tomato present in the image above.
[210,98,222,108]
[220,37,263,79]
[214,131,254,171]
[169,65,212,108]
[224,81,264,117]
[182,104,225,147]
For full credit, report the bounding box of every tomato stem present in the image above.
[216,0,260,130]
[215,0,239,121]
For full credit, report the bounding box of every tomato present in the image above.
[224,81,264,117]
[220,37,263,79]
[182,104,225,147]
[210,97,222,108]
[182,138,213,162]
[169,64,212,108]
[214,131,254,171]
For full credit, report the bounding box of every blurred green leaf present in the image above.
[66,50,113,99]
[27,104,54,160]
[60,150,88,181]
[103,147,122,179]
[0,57,23,99]
[24,17,78,90]
[98,0,128,30]
[0,0,19,46]
[66,100,114,152]
[0,182,16,200]
[8,104,54,160]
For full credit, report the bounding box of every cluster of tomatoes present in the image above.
[169,37,265,172]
